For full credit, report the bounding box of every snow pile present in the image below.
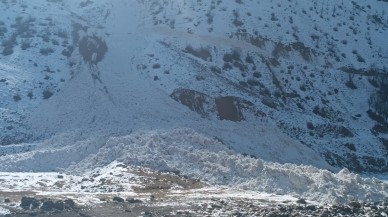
[69,128,388,204]
[0,207,10,215]
[0,128,386,204]
[0,172,78,192]
[0,163,140,196]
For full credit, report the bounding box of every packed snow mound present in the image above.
[0,207,10,216]
[0,128,386,204]
[68,128,387,204]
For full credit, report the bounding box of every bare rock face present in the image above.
[215,96,244,122]
[171,88,265,122]
[20,197,76,211]
[20,197,40,210]
[170,88,215,117]
[112,196,125,203]
[14,195,388,217]
[79,35,108,65]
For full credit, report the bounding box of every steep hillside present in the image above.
[0,0,387,174]
[0,1,388,214]
[127,0,388,172]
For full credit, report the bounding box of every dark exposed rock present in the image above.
[306,205,316,211]
[271,41,314,61]
[12,194,388,217]
[215,96,244,122]
[20,197,40,210]
[348,201,362,209]
[40,199,67,211]
[171,88,264,122]
[312,106,341,121]
[79,35,108,65]
[314,124,354,138]
[340,206,352,214]
[143,211,153,217]
[64,199,76,209]
[338,126,354,137]
[20,197,76,211]
[41,199,56,211]
[344,143,357,152]
[323,152,363,173]
[170,88,213,117]
[215,96,264,121]
[112,196,125,203]
[306,122,315,130]
[126,197,143,203]
[184,45,212,62]
[291,41,313,61]
[53,201,65,210]
[362,156,387,171]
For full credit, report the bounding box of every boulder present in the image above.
[20,197,40,210]
[112,196,124,203]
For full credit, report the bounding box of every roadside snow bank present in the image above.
[70,128,388,204]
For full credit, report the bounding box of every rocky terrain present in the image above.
[0,0,387,172]
[3,195,388,217]
[1,164,387,217]
[0,0,387,216]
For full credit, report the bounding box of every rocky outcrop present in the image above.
[20,197,40,210]
[170,88,214,117]
[20,197,76,211]
[215,96,244,121]
[14,195,388,217]
[171,88,265,121]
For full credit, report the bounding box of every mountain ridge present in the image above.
[0,0,387,172]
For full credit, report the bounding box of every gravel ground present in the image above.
[2,193,387,217]
[1,166,387,217]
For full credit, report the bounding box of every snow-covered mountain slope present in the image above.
[0,0,387,204]
[126,0,388,172]
[0,0,332,168]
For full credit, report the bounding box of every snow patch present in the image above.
[0,207,10,215]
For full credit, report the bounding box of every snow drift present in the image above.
[1,128,384,204]
[69,128,388,204]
